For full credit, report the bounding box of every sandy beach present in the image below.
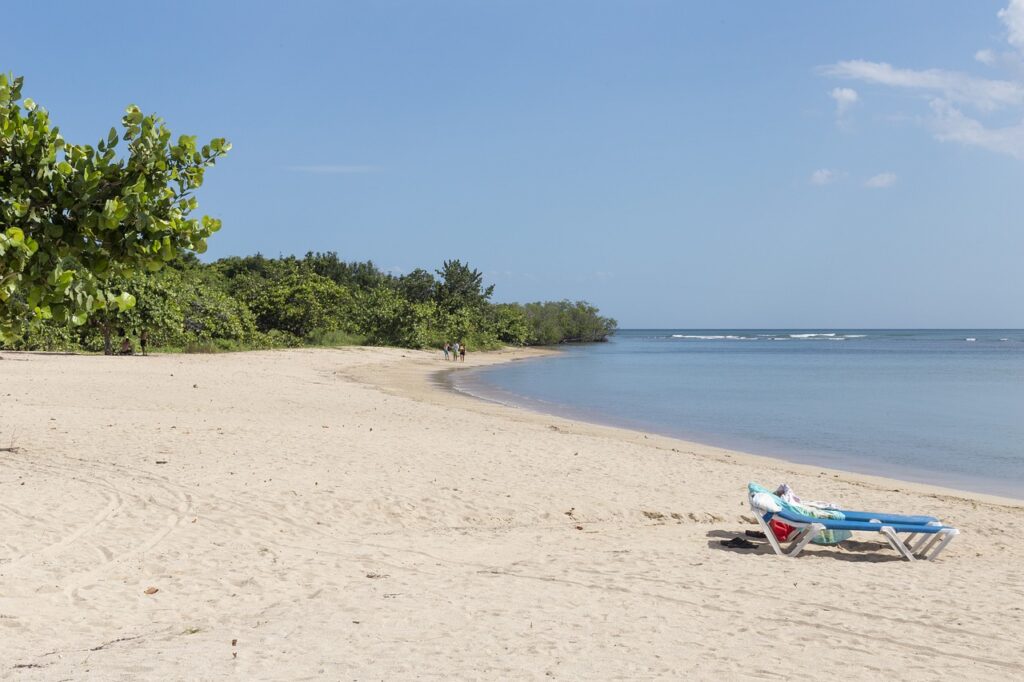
[2,347,1023,680]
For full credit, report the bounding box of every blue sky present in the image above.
[4,1,1024,327]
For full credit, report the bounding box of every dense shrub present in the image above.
[2,252,615,353]
[517,300,618,345]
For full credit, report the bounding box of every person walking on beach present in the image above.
[443,342,450,361]
[140,329,149,356]
[452,341,460,361]
[459,342,466,362]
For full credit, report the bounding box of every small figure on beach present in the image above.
[453,342,460,361]
[140,329,149,356]
[459,342,466,362]
[118,334,134,356]
[443,342,450,360]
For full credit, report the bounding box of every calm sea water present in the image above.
[452,330,1024,499]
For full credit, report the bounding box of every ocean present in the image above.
[451,330,1024,499]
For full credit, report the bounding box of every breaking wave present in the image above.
[669,332,869,341]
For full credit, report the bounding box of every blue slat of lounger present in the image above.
[832,510,939,525]
[775,509,948,534]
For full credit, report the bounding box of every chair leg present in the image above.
[756,513,785,557]
[909,533,933,554]
[908,522,947,557]
[915,532,944,559]
[880,526,915,561]
[787,523,824,557]
[925,529,958,561]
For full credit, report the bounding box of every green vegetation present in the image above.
[1,253,617,352]
[1,74,615,353]
[0,73,230,349]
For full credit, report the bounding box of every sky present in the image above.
[3,1,1024,328]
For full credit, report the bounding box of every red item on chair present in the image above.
[769,518,796,542]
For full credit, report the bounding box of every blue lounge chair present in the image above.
[747,483,959,561]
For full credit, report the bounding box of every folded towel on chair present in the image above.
[749,483,852,545]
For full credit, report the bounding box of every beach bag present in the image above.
[769,518,796,542]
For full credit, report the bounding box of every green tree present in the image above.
[0,73,230,344]
[299,251,391,291]
[352,286,419,346]
[434,259,494,312]
[519,300,616,344]
[235,271,351,338]
[74,267,258,353]
[397,267,436,303]
[489,303,530,345]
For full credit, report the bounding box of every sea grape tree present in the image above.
[0,73,230,342]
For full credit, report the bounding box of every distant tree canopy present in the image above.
[0,73,230,346]
[435,259,493,312]
[1,75,615,354]
[3,250,617,353]
[397,268,436,304]
[519,301,619,345]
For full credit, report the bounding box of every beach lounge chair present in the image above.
[747,483,959,561]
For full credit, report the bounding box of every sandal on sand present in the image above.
[721,536,757,549]
[744,530,767,539]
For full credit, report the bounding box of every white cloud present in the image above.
[930,98,1024,158]
[821,60,1023,111]
[865,172,897,188]
[809,168,838,185]
[999,0,1024,51]
[975,49,997,65]
[830,86,859,116]
[821,2,1024,160]
[284,165,379,174]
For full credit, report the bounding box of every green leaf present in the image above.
[160,240,176,261]
[0,74,228,333]
[112,291,136,311]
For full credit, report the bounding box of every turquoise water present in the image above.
[453,330,1024,499]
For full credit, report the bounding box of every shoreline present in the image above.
[440,350,1024,504]
[418,348,1024,509]
[3,347,1023,678]
[5,342,1021,509]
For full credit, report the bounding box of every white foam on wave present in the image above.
[965,338,976,342]
[670,332,866,341]
[671,334,756,340]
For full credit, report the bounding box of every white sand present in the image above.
[1,347,1023,679]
